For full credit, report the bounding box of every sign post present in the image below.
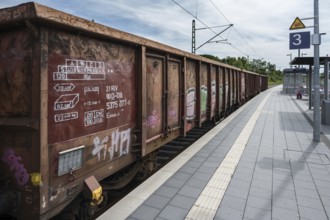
[288,7,321,142]
[313,0,321,142]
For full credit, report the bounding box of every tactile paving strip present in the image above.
[185,92,272,220]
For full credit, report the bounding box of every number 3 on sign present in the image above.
[292,33,302,46]
[289,31,310,50]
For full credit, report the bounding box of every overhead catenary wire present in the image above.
[208,0,261,58]
[171,0,227,43]
[171,0,262,59]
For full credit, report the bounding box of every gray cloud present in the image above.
[1,0,329,70]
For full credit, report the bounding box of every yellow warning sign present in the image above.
[290,17,305,30]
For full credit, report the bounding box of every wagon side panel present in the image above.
[210,65,217,120]
[47,29,138,214]
[185,60,197,131]
[200,63,208,123]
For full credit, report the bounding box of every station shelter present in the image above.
[283,67,308,95]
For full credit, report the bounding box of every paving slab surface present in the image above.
[98,86,330,220]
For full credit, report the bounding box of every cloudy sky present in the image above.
[1,0,330,70]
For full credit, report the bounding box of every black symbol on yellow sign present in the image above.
[290,17,305,30]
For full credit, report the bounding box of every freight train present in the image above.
[0,2,268,219]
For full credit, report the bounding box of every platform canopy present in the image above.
[290,56,330,66]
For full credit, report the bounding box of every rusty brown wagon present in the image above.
[0,2,267,219]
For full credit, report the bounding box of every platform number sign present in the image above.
[289,31,310,50]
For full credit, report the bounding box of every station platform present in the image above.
[98,85,330,220]
[293,94,330,146]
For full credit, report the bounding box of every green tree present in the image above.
[200,55,283,86]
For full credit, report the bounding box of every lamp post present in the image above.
[287,53,292,68]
